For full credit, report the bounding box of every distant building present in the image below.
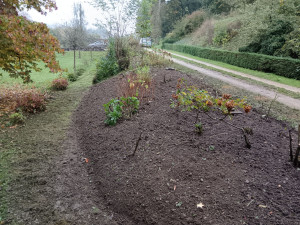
[88,39,108,51]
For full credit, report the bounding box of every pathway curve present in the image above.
[170,52,300,94]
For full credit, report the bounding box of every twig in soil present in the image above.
[247,199,254,207]
[204,112,251,149]
[289,129,293,162]
[266,94,278,119]
[130,132,142,157]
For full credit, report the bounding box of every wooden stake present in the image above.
[289,130,293,162]
[131,132,142,157]
[293,125,300,167]
[298,124,300,145]
[293,145,300,167]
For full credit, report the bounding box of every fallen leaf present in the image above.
[84,158,89,163]
[197,202,204,208]
[174,185,176,191]
[259,205,267,208]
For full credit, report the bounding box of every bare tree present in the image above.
[65,3,87,74]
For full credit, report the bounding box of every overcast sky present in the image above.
[27,0,102,29]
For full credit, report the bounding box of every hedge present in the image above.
[163,44,300,80]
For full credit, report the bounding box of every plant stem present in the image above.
[131,132,142,156]
[204,112,251,148]
[289,129,293,162]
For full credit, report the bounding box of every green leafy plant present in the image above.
[9,112,25,125]
[67,73,78,82]
[93,39,120,84]
[195,122,203,135]
[103,98,123,126]
[119,96,140,119]
[103,97,140,126]
[171,78,252,148]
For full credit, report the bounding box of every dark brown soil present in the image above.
[73,68,300,225]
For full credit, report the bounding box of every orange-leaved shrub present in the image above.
[51,77,68,90]
[117,68,155,103]
[0,85,48,114]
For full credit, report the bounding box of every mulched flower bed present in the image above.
[74,68,300,225]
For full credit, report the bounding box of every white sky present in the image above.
[27,0,102,29]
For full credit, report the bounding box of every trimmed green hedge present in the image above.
[163,44,300,80]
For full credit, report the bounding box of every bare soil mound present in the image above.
[73,68,300,225]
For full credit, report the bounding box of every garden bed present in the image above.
[74,68,300,225]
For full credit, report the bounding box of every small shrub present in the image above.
[213,30,231,47]
[76,68,85,76]
[142,50,172,67]
[195,122,203,135]
[103,98,123,126]
[9,112,25,125]
[103,97,140,126]
[136,66,151,84]
[171,79,252,148]
[0,85,48,114]
[120,96,139,119]
[51,77,68,90]
[94,57,119,84]
[67,73,78,82]
[118,70,155,103]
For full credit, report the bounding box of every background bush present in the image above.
[163,44,300,80]
[0,85,48,114]
[51,77,69,90]
[93,39,120,84]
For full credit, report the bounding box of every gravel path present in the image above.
[170,52,300,94]
[156,50,300,110]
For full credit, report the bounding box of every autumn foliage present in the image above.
[51,77,68,90]
[0,0,64,83]
[0,85,48,114]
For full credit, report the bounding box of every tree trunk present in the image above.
[73,49,76,75]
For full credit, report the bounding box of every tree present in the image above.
[91,0,139,37]
[63,3,87,74]
[136,0,155,38]
[91,0,139,70]
[0,0,64,83]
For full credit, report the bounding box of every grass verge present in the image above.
[0,52,104,224]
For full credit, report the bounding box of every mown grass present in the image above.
[0,51,105,224]
[164,49,300,89]
[0,51,102,89]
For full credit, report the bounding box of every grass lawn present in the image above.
[0,51,103,89]
[0,51,105,224]
[159,48,300,89]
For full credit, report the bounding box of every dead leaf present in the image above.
[259,205,267,208]
[174,185,176,191]
[197,202,204,208]
[84,158,89,163]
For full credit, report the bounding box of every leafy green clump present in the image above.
[103,97,140,126]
